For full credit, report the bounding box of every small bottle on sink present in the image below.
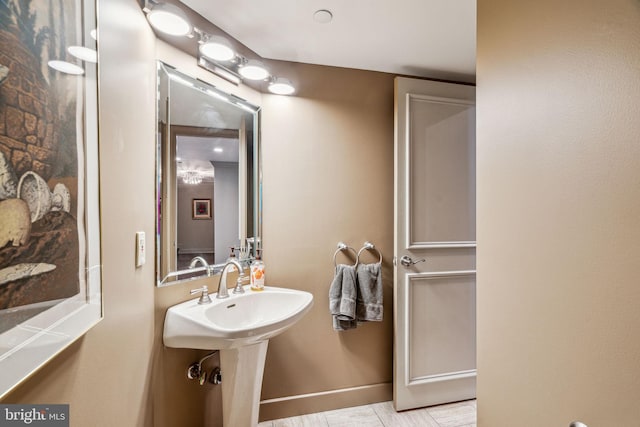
[250,249,265,291]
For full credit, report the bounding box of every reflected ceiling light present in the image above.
[239,60,269,80]
[313,9,333,24]
[146,3,192,37]
[68,46,97,63]
[214,147,224,153]
[199,36,235,62]
[47,60,84,75]
[268,77,295,95]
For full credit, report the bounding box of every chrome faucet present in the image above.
[189,256,211,276]
[216,259,245,299]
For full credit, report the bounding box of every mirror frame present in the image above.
[155,61,262,286]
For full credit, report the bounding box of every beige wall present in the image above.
[177,182,215,253]
[477,0,640,425]
[260,62,395,419]
[2,2,396,426]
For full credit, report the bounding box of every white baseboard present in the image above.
[259,382,392,421]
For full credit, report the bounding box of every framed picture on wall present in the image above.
[192,199,211,219]
[0,0,102,398]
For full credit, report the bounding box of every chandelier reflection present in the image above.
[182,171,202,185]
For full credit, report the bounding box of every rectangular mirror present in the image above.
[156,62,261,286]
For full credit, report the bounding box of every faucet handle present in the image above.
[232,277,245,294]
[190,285,212,304]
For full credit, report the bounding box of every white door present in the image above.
[393,77,477,410]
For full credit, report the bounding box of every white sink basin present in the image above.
[163,285,314,350]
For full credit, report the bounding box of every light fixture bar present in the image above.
[199,55,241,85]
[145,2,296,95]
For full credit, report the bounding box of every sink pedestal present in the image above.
[218,341,269,427]
[163,287,314,426]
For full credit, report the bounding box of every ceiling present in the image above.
[176,135,239,182]
[179,0,477,83]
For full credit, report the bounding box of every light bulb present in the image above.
[147,3,191,37]
[199,36,235,61]
[239,60,269,80]
[268,78,295,95]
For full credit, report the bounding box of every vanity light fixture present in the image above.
[145,2,192,37]
[143,2,296,94]
[199,34,235,62]
[238,59,269,81]
[268,77,295,95]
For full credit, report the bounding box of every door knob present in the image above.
[399,255,426,267]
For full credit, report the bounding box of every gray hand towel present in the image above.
[329,264,358,331]
[356,263,383,322]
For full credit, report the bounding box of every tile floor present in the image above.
[258,399,476,427]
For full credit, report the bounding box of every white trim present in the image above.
[408,369,477,386]
[407,270,477,279]
[259,382,391,405]
[408,94,475,107]
[409,242,476,249]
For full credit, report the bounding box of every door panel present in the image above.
[394,77,476,411]
[408,272,476,380]
[409,97,476,245]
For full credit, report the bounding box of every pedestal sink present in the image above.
[163,285,313,427]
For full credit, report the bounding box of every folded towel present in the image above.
[356,263,383,322]
[329,264,358,331]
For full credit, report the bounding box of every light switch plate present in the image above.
[136,231,145,267]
